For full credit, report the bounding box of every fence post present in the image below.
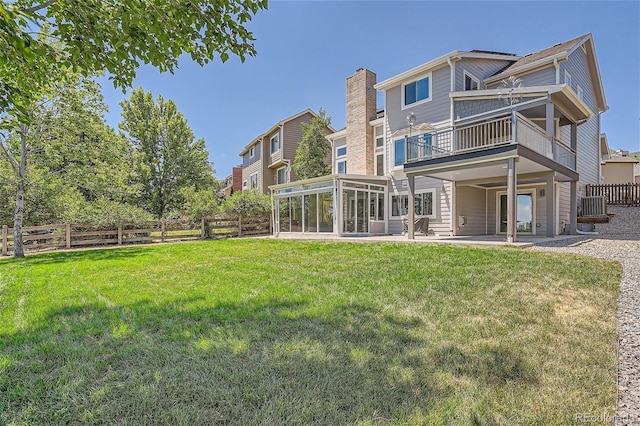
[201,217,205,239]
[238,216,242,237]
[1,225,7,256]
[161,220,166,243]
[66,224,71,249]
[118,223,123,245]
[585,184,591,197]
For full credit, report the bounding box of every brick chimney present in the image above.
[346,69,377,175]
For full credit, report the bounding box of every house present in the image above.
[270,34,607,241]
[220,165,243,197]
[601,149,639,184]
[238,109,334,194]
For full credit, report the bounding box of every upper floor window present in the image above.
[336,146,347,157]
[242,180,248,190]
[250,173,258,189]
[249,146,256,158]
[576,85,584,101]
[337,160,347,174]
[402,74,431,108]
[374,126,385,176]
[564,70,572,88]
[464,71,480,91]
[270,134,280,154]
[394,139,405,167]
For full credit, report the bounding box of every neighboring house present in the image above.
[220,166,243,197]
[270,34,607,241]
[602,150,639,184]
[239,109,335,195]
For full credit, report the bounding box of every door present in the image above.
[498,192,535,234]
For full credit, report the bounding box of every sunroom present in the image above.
[270,174,389,236]
[402,84,592,242]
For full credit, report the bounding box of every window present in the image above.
[337,160,347,174]
[374,127,385,176]
[276,167,286,184]
[249,146,255,158]
[336,145,347,174]
[576,85,584,100]
[250,173,258,189]
[376,136,384,148]
[464,71,479,91]
[391,191,434,217]
[336,146,347,157]
[394,139,405,167]
[242,180,247,190]
[403,74,431,107]
[270,134,280,154]
[564,70,572,88]
[376,153,385,176]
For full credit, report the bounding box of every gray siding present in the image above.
[242,140,263,192]
[267,129,282,168]
[487,66,556,88]
[454,96,538,120]
[486,186,546,235]
[385,64,451,133]
[284,112,332,182]
[561,46,600,188]
[455,186,487,236]
[456,58,514,91]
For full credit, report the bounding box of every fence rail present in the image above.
[1,216,272,256]
[586,183,640,206]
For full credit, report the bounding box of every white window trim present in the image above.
[374,130,385,176]
[270,133,280,154]
[496,189,536,235]
[249,172,258,190]
[463,70,480,91]
[401,72,432,110]
[335,145,347,174]
[242,180,248,190]
[276,166,287,184]
[576,85,584,100]
[337,159,347,174]
[564,70,572,88]
[249,146,256,158]
[393,138,406,170]
[390,189,436,219]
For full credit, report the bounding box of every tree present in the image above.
[220,190,271,218]
[0,0,267,256]
[120,89,215,219]
[291,109,332,180]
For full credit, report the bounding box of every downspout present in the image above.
[447,57,456,124]
[553,58,560,84]
[270,187,277,237]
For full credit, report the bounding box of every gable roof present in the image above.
[239,109,335,156]
[485,34,607,112]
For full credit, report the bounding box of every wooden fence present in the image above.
[1,216,271,256]
[586,183,640,206]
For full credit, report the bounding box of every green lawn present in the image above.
[0,239,621,425]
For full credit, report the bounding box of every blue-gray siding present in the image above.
[487,65,556,89]
[456,58,514,91]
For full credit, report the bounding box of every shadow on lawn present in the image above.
[0,297,537,425]
[1,245,155,265]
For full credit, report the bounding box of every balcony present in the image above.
[405,112,576,171]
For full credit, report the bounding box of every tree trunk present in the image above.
[13,125,28,258]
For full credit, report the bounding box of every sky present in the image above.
[98,1,640,179]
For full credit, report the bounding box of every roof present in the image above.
[375,50,520,91]
[239,109,336,156]
[604,156,639,164]
[491,34,586,78]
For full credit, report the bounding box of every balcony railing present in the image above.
[405,112,576,171]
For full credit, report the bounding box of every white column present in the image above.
[506,158,517,243]
[546,172,555,237]
[407,175,415,240]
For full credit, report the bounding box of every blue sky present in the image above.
[99,1,640,178]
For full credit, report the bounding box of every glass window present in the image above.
[394,139,405,166]
[270,134,279,154]
[242,180,247,190]
[249,146,255,158]
[336,146,347,157]
[576,85,584,100]
[464,72,479,91]
[250,173,258,189]
[391,195,408,217]
[278,197,290,232]
[376,136,384,148]
[376,153,384,176]
[304,194,318,233]
[404,76,430,106]
[337,160,347,174]
[276,167,286,184]
[318,192,333,233]
[564,70,572,87]
[391,192,433,217]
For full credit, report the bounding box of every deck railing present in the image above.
[405,112,576,171]
[586,183,640,206]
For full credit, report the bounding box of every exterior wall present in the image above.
[385,64,451,133]
[242,140,262,191]
[267,128,282,168]
[283,111,332,183]
[454,96,539,120]
[602,162,637,184]
[486,65,556,89]
[456,58,514,91]
[232,166,242,192]
[346,69,377,175]
[387,176,453,236]
[332,136,347,173]
[455,185,487,236]
[485,184,547,235]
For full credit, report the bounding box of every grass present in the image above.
[0,239,621,425]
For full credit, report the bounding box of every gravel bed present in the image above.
[529,235,640,425]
